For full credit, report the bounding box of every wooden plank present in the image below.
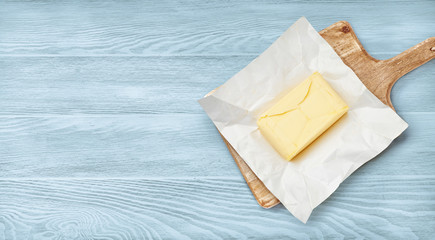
[0,0,433,56]
[0,176,434,239]
[0,114,234,178]
[0,113,433,178]
[0,57,434,114]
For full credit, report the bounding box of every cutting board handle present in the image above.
[383,37,435,78]
[379,37,435,107]
[321,22,434,109]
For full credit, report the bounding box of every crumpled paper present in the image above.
[198,17,408,223]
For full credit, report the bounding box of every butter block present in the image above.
[257,72,348,161]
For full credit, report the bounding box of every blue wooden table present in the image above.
[0,1,434,239]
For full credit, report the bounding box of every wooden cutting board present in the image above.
[215,21,435,208]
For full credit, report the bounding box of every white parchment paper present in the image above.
[198,17,408,223]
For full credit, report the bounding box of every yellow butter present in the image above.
[257,72,348,161]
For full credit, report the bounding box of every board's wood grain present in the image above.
[319,22,434,109]
[0,113,433,178]
[0,0,433,56]
[0,176,434,239]
[319,21,435,109]
[0,56,434,114]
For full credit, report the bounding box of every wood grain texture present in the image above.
[0,0,434,237]
[0,176,434,239]
[0,0,434,57]
[0,56,434,114]
[0,113,434,178]
[0,114,233,178]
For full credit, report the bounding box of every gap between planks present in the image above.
[0,175,432,181]
[0,176,242,181]
[0,111,431,118]
[0,52,407,57]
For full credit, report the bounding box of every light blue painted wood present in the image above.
[0,176,434,239]
[0,0,434,238]
[0,56,433,114]
[0,0,433,57]
[0,113,433,178]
